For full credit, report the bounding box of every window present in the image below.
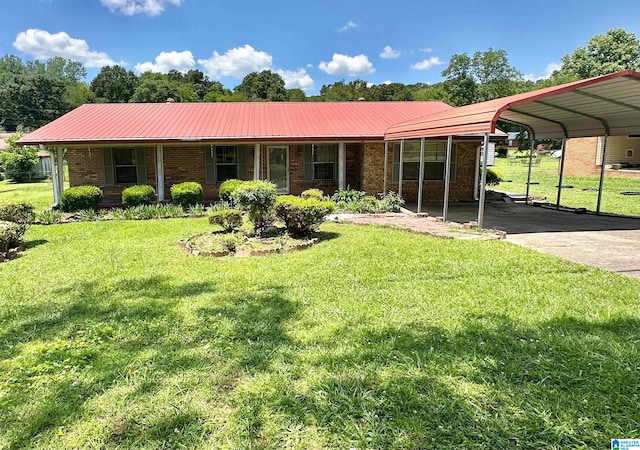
[392,141,457,182]
[304,144,337,181]
[103,148,146,186]
[205,145,247,183]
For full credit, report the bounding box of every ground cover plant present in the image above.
[0,217,639,449]
[494,156,640,216]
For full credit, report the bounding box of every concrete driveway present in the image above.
[415,201,640,278]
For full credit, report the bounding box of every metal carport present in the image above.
[384,70,640,227]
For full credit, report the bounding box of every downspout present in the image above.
[383,141,388,194]
[417,138,425,214]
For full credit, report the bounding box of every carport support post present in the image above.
[596,134,609,213]
[443,135,453,221]
[156,144,164,202]
[477,133,490,228]
[254,143,261,180]
[383,141,388,194]
[555,137,567,209]
[417,138,425,214]
[338,142,346,190]
[55,147,64,202]
[398,139,404,198]
[525,134,535,205]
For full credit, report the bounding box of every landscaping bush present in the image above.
[35,209,62,224]
[0,220,26,254]
[0,134,38,183]
[122,185,156,207]
[484,168,505,186]
[60,186,103,212]
[170,182,203,207]
[378,191,404,213]
[233,180,277,234]
[0,201,35,223]
[301,188,324,200]
[332,187,366,203]
[275,195,335,237]
[208,209,244,232]
[496,147,509,158]
[218,179,245,204]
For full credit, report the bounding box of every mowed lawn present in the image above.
[494,156,640,217]
[1,218,639,449]
[0,178,66,213]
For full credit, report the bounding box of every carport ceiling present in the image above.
[385,70,640,140]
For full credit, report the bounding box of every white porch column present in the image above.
[55,147,65,202]
[383,141,389,194]
[49,147,60,207]
[417,138,425,214]
[596,134,609,213]
[156,144,165,202]
[443,135,453,221]
[254,143,261,180]
[338,142,346,190]
[477,133,490,228]
[398,139,404,198]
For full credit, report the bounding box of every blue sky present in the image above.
[1,0,639,94]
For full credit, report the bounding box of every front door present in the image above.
[267,146,289,193]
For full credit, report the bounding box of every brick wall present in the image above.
[362,141,478,202]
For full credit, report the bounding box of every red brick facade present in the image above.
[66,140,479,204]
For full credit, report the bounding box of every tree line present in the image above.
[1,28,638,132]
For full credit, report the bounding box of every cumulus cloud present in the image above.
[524,62,562,81]
[382,80,392,85]
[276,68,314,90]
[379,46,401,59]
[410,56,444,70]
[339,21,358,32]
[100,0,181,16]
[13,28,115,68]
[135,50,195,73]
[198,45,273,79]
[318,53,375,76]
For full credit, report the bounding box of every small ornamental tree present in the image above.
[218,179,244,204]
[0,134,39,183]
[233,180,277,234]
[275,195,335,237]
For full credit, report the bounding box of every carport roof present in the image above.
[385,70,640,140]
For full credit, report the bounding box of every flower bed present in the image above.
[178,232,317,258]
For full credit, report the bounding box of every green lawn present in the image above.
[1,218,639,449]
[0,178,68,212]
[493,156,640,217]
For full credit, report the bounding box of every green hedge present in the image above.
[275,195,335,237]
[301,189,324,200]
[0,220,26,254]
[0,201,34,223]
[218,179,245,203]
[170,182,203,207]
[208,209,244,232]
[485,168,505,186]
[60,186,103,212]
[122,185,156,207]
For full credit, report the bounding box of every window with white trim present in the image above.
[103,148,147,186]
[392,141,457,182]
[303,144,338,181]
[205,145,248,183]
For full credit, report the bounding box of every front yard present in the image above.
[1,218,639,449]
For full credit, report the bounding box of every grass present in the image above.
[1,217,639,449]
[0,178,67,212]
[493,156,640,217]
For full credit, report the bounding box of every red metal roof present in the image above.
[385,70,640,140]
[19,101,453,146]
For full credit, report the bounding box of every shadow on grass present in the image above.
[0,275,297,448]
[24,238,48,249]
[257,314,640,449]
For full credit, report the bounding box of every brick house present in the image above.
[564,136,640,179]
[19,101,487,205]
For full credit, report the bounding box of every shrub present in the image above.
[170,182,203,207]
[122,185,156,207]
[378,191,404,213]
[60,186,103,212]
[0,201,35,223]
[77,209,98,221]
[332,187,366,203]
[35,209,62,224]
[187,204,206,217]
[275,195,335,237]
[301,188,324,200]
[0,134,38,183]
[357,196,381,214]
[218,179,245,204]
[233,180,277,234]
[0,220,26,254]
[208,209,244,232]
[484,168,505,186]
[496,147,509,158]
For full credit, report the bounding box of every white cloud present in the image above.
[276,68,314,90]
[135,50,195,73]
[318,53,375,76]
[379,45,401,59]
[410,56,444,70]
[198,45,273,79]
[13,28,115,68]
[524,62,562,81]
[339,21,359,32]
[100,0,181,16]
[382,80,392,85]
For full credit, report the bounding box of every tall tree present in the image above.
[286,88,307,102]
[319,79,371,101]
[370,83,413,101]
[90,65,139,103]
[555,28,640,79]
[235,71,287,101]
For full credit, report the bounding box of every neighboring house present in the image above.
[564,136,640,179]
[18,102,488,204]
